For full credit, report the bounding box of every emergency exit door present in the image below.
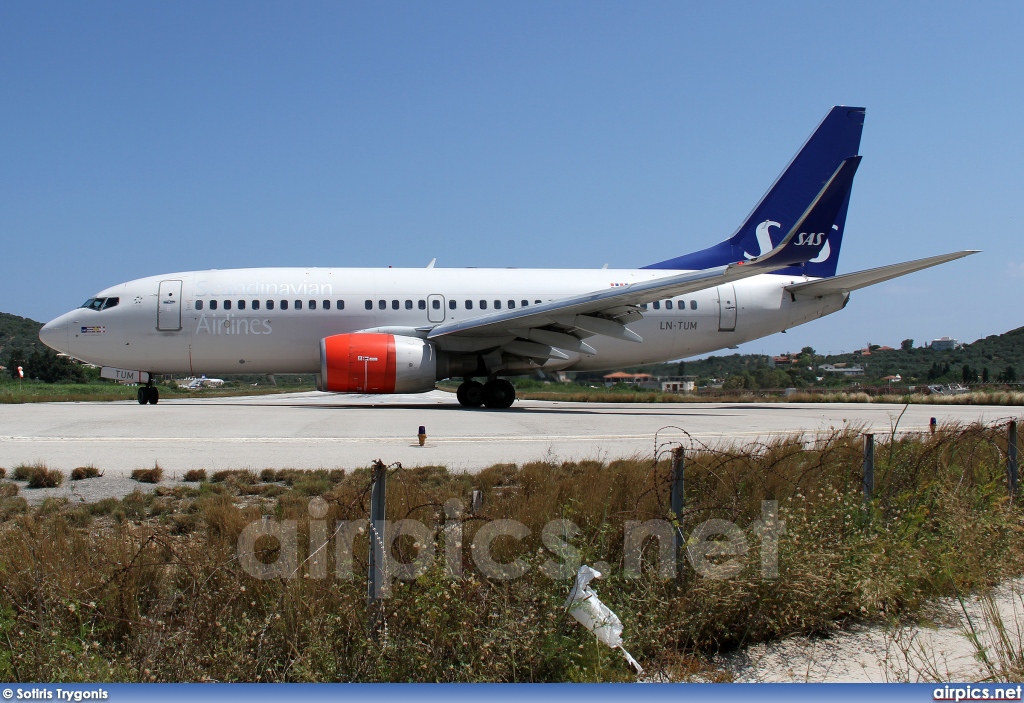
[717,284,737,332]
[157,280,183,331]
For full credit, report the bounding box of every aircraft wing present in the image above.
[785,251,979,298]
[426,158,860,359]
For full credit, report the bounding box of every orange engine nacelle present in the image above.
[318,333,438,394]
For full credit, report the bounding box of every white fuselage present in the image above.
[40,267,848,378]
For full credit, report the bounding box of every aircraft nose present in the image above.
[39,318,69,354]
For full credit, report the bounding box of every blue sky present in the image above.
[1,2,1020,356]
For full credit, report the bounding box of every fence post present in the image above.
[863,434,874,503]
[368,459,387,637]
[670,447,684,574]
[1009,420,1019,498]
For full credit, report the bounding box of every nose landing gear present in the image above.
[456,378,515,409]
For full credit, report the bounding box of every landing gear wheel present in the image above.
[147,387,159,405]
[482,379,516,409]
[137,388,148,405]
[456,380,485,407]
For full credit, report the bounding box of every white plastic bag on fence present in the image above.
[564,565,643,675]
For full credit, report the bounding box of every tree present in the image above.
[800,346,815,357]
[962,364,978,384]
[983,367,990,383]
[6,347,27,379]
[999,365,1017,383]
[23,349,86,383]
[901,338,914,351]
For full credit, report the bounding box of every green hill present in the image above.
[582,326,1024,388]
[0,311,44,360]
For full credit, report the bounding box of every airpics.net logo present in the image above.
[235,497,785,593]
[934,685,1023,701]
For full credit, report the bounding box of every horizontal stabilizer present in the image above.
[785,251,980,297]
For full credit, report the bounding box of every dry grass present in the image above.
[0,422,1021,682]
[182,469,207,482]
[70,466,102,481]
[131,465,164,484]
[26,468,63,488]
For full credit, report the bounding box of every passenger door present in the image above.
[157,280,183,331]
[717,283,737,332]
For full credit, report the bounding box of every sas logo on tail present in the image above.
[744,220,836,263]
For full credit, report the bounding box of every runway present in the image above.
[2,391,1020,479]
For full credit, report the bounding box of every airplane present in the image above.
[38,106,977,408]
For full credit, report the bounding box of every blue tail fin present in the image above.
[644,106,865,277]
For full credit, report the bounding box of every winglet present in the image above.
[743,156,861,270]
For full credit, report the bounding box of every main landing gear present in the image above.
[137,384,159,405]
[456,378,515,409]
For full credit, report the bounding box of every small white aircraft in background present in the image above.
[40,106,976,408]
[179,376,224,390]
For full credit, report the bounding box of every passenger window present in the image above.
[102,297,119,310]
[494,300,501,309]
[308,300,316,310]
[521,300,528,307]
[195,300,204,311]
[508,300,515,309]
[691,300,697,310]
[480,300,487,310]
[665,300,673,310]
[418,300,426,310]
[238,300,246,310]
[365,300,372,310]
[405,300,412,310]
[294,300,302,310]
[640,303,647,310]
[224,300,232,310]
[432,300,440,309]
[323,300,330,310]
[210,300,218,311]
[534,300,541,304]
[652,301,660,310]
[267,300,274,310]
[391,300,399,310]
[465,300,473,310]
[337,300,345,310]
[281,300,288,310]
[252,300,260,311]
[378,300,386,310]
[449,300,456,310]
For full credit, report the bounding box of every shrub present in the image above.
[0,467,6,479]
[13,463,45,481]
[131,467,164,484]
[70,466,101,481]
[0,482,19,498]
[27,468,63,488]
[183,469,207,482]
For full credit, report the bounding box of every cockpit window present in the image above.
[80,297,120,311]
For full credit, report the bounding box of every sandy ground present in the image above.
[722,579,1024,682]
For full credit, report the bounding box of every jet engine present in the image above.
[319,333,439,394]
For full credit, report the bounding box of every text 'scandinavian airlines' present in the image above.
[40,107,976,408]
